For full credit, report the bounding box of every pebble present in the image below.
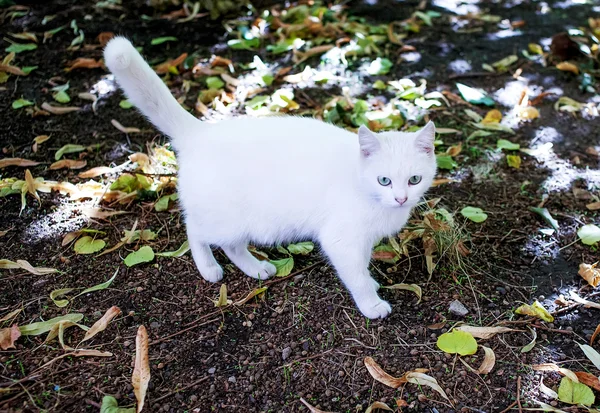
[136,286,143,292]
[150,321,161,329]
[190,395,198,403]
[208,367,216,374]
[228,376,236,383]
[449,300,469,317]
[123,341,131,348]
[282,347,292,360]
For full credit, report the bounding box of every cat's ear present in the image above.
[358,125,380,158]
[415,121,435,156]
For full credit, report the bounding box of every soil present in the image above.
[1,1,600,412]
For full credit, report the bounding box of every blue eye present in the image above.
[409,175,422,185]
[378,176,391,186]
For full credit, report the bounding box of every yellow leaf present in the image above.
[515,300,554,321]
[132,325,150,413]
[556,62,579,75]
[482,109,502,124]
[518,106,540,119]
[507,154,522,169]
[214,284,231,307]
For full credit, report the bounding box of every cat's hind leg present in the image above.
[222,243,277,280]
[189,237,223,282]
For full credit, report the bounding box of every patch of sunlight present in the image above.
[554,0,593,9]
[23,198,91,243]
[493,79,543,107]
[486,28,522,41]
[538,2,551,14]
[90,74,117,96]
[448,59,472,74]
[401,52,422,63]
[432,0,481,15]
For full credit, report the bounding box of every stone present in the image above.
[449,300,468,317]
[282,346,292,361]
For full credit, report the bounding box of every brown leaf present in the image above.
[371,250,398,260]
[0,308,21,323]
[66,58,105,71]
[574,371,600,392]
[41,102,81,115]
[32,135,50,152]
[364,357,406,388]
[129,153,150,166]
[578,263,600,288]
[586,202,600,210]
[591,323,600,346]
[78,166,114,178]
[71,349,113,357]
[24,170,40,205]
[299,398,334,413]
[0,158,41,169]
[365,401,393,413]
[0,64,26,76]
[49,160,87,170]
[210,56,233,67]
[111,119,141,134]
[477,346,496,374]
[62,231,82,246]
[81,306,121,343]
[431,178,454,187]
[155,53,187,74]
[97,32,114,46]
[234,287,268,306]
[132,325,150,413]
[0,324,21,350]
[446,143,462,157]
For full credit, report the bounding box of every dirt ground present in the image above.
[1,0,600,412]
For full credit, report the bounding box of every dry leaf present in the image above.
[50,159,87,170]
[446,143,462,157]
[532,363,579,382]
[132,325,150,413]
[556,62,579,75]
[455,325,516,339]
[431,178,454,187]
[234,287,268,306]
[365,401,393,413]
[97,32,114,46]
[0,308,21,323]
[0,324,21,350]
[299,397,334,413]
[404,371,450,401]
[364,356,406,388]
[477,346,496,374]
[591,323,600,346]
[578,263,600,288]
[0,158,41,169]
[0,259,57,275]
[0,63,26,75]
[32,135,50,152]
[518,106,540,119]
[129,153,149,165]
[78,166,115,178]
[482,109,502,124]
[574,371,600,392]
[66,58,104,71]
[41,102,81,115]
[71,349,113,357]
[81,306,121,343]
[540,377,558,400]
[213,284,231,307]
[586,202,600,211]
[210,56,233,67]
[155,53,187,74]
[112,119,141,134]
[570,291,600,310]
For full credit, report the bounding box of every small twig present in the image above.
[499,400,517,413]
[150,318,220,346]
[517,376,523,413]
[532,324,573,334]
[152,376,209,403]
[448,71,505,80]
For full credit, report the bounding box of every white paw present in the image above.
[246,261,277,280]
[371,278,381,291]
[357,296,392,319]
[201,264,224,283]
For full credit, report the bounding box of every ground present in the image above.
[1,0,600,412]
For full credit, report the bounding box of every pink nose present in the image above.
[395,197,407,205]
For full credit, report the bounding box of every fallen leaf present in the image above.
[124,246,155,267]
[570,291,600,310]
[364,356,407,388]
[55,144,85,161]
[404,371,450,401]
[436,330,478,356]
[530,207,560,231]
[155,53,187,74]
[234,286,268,306]
[0,158,41,169]
[477,346,495,374]
[456,83,495,106]
[19,313,83,336]
[214,284,230,307]
[446,143,462,157]
[574,371,600,392]
[66,57,104,71]
[271,257,294,277]
[132,325,150,413]
[507,154,521,169]
[497,139,520,151]
[521,327,537,353]
[591,323,600,346]
[577,224,600,245]
[460,206,488,223]
[286,242,314,255]
[586,202,600,211]
[50,288,74,307]
[156,240,190,257]
[365,401,393,413]
[515,300,554,322]
[578,343,600,371]
[380,283,422,303]
[556,62,579,75]
[532,363,579,382]
[45,319,88,349]
[518,106,540,120]
[111,119,141,134]
[482,109,502,124]
[81,306,121,343]
[74,236,106,254]
[0,259,57,275]
[41,102,81,115]
[97,32,114,46]
[0,324,21,350]
[12,98,34,109]
[431,178,455,186]
[540,377,558,400]
[532,400,568,413]
[557,377,594,406]
[78,166,114,178]
[579,262,600,288]
[49,159,87,170]
[100,395,136,413]
[454,325,516,339]
[299,397,333,413]
[0,308,21,323]
[32,135,50,152]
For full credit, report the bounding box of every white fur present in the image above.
[104,37,437,319]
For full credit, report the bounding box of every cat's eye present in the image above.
[378,176,392,186]
[408,175,422,185]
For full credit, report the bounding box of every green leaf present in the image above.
[155,193,178,211]
[287,242,314,255]
[75,269,118,298]
[124,246,155,267]
[456,83,495,106]
[367,57,393,75]
[53,90,71,103]
[21,66,37,74]
[460,206,488,223]
[100,396,136,413]
[5,43,37,53]
[151,36,177,45]
[110,173,139,193]
[506,154,521,169]
[373,80,387,90]
[577,224,600,245]
[515,300,554,322]
[206,76,224,89]
[49,288,75,308]
[270,257,294,277]
[471,122,515,134]
[436,155,457,170]
[496,139,520,150]
[557,377,595,406]
[55,144,85,161]
[530,207,559,231]
[156,240,190,257]
[74,236,106,254]
[266,38,298,54]
[227,38,260,50]
[119,100,133,109]
[262,74,274,86]
[436,330,478,356]
[12,98,34,109]
[214,284,229,307]
[19,313,83,336]
[245,95,269,109]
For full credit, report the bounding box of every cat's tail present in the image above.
[104,36,199,141]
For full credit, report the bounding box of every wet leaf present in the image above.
[132,325,150,413]
[556,62,579,75]
[49,159,87,170]
[507,154,522,169]
[515,300,554,322]
[477,346,495,374]
[234,286,268,306]
[100,395,136,413]
[0,259,57,275]
[530,207,560,231]
[82,306,121,343]
[55,144,85,161]
[74,236,106,254]
[365,401,393,413]
[578,343,600,371]
[19,313,83,336]
[364,357,406,388]
[5,43,37,53]
[287,242,314,255]
[156,240,190,257]
[436,330,478,356]
[0,324,21,350]
[456,83,494,106]
[436,155,457,170]
[151,36,177,45]
[0,158,40,168]
[270,257,294,277]
[454,325,516,339]
[460,206,488,223]
[12,98,34,109]
[380,283,422,303]
[124,246,155,267]
[557,377,594,406]
[577,224,600,246]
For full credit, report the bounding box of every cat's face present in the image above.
[358,122,437,209]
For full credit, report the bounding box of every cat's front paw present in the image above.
[251,261,277,280]
[357,296,392,319]
[200,264,224,283]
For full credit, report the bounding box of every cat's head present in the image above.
[358,122,437,209]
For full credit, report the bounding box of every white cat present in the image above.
[104,37,437,319]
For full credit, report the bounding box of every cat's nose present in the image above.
[395,197,408,206]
